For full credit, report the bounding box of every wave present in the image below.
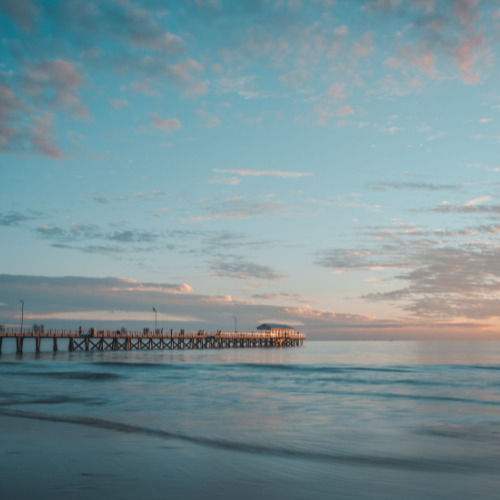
[320,377,439,386]
[309,388,500,406]
[9,371,123,381]
[0,395,105,407]
[92,361,412,374]
[0,408,496,473]
[460,365,500,371]
[92,361,191,370]
[222,363,412,374]
[419,424,500,442]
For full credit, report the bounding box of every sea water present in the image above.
[0,341,499,499]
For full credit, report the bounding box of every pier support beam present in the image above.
[0,337,2,353]
[16,337,23,354]
[53,337,58,352]
[36,336,41,353]
[69,338,74,352]
[85,338,89,351]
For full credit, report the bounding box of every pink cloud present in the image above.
[169,59,209,96]
[152,114,183,134]
[412,0,436,15]
[337,106,354,117]
[362,0,399,13]
[456,35,483,85]
[326,83,345,99]
[24,59,88,119]
[30,113,64,159]
[453,0,481,26]
[315,105,334,125]
[352,32,375,58]
[385,45,437,79]
[279,69,310,88]
[412,52,436,77]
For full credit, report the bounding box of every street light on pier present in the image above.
[19,300,24,333]
[153,307,157,332]
[233,315,237,333]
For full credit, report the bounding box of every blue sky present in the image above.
[2,0,500,338]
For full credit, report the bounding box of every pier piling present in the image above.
[16,337,23,354]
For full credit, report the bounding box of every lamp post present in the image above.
[153,307,157,332]
[19,300,24,333]
[233,315,237,333]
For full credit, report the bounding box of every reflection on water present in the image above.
[1,341,500,500]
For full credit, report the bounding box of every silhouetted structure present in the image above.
[0,327,305,354]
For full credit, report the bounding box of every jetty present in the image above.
[0,327,305,354]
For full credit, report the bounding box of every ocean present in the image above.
[0,340,499,499]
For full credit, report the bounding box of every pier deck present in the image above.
[0,329,305,353]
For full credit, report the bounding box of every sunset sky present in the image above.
[2,0,500,338]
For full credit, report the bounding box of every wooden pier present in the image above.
[0,328,305,354]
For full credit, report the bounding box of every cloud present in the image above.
[110,99,130,110]
[0,273,495,338]
[464,196,491,207]
[0,83,65,158]
[351,31,375,58]
[131,58,209,96]
[24,59,88,119]
[112,7,183,53]
[194,196,282,221]
[369,182,459,191]
[32,221,168,254]
[152,114,182,134]
[0,211,37,226]
[325,83,345,99]
[209,259,287,280]
[433,197,498,213]
[29,113,65,158]
[362,244,500,319]
[209,177,241,185]
[315,248,409,271]
[36,225,65,238]
[337,105,354,117]
[0,0,39,31]
[196,109,220,128]
[217,76,271,100]
[314,208,500,322]
[427,132,446,140]
[251,292,302,300]
[279,69,311,88]
[107,230,158,243]
[0,57,89,158]
[378,126,404,134]
[456,35,483,85]
[362,0,400,13]
[213,169,312,178]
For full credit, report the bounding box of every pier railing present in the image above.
[0,328,305,339]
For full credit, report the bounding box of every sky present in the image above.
[2,0,500,339]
